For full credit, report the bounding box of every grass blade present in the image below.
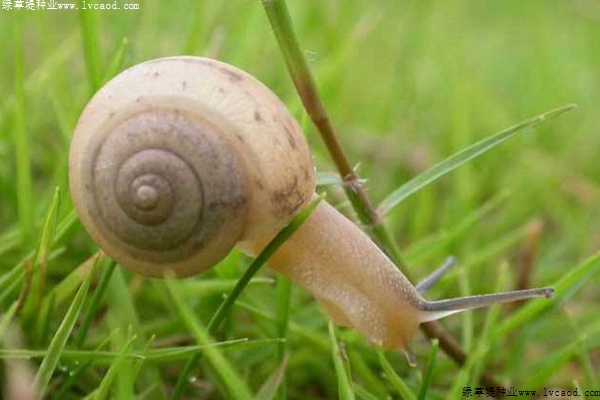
[79,6,102,95]
[354,385,381,400]
[34,187,61,267]
[418,339,439,400]
[12,14,34,244]
[53,360,93,399]
[39,253,98,313]
[377,349,417,400]
[33,253,99,399]
[102,36,130,83]
[0,266,24,306]
[328,322,356,400]
[235,299,330,351]
[256,356,289,400]
[94,334,137,400]
[0,301,19,341]
[24,187,61,320]
[54,210,78,245]
[165,280,254,400]
[378,104,577,216]
[105,268,168,399]
[348,351,390,399]
[0,339,280,364]
[74,261,116,347]
[1,210,81,308]
[405,191,508,263]
[207,195,323,333]
[179,277,274,298]
[0,229,21,258]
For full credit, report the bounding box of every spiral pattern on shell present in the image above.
[76,107,250,276]
[69,57,315,277]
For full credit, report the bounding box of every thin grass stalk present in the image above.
[259,0,389,247]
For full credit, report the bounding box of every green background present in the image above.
[1,0,599,399]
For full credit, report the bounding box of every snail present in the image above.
[68,56,554,361]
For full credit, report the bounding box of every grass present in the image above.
[1,0,600,399]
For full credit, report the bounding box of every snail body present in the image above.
[69,56,553,356]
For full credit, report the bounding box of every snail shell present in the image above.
[69,57,314,277]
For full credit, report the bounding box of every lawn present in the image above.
[1,0,599,399]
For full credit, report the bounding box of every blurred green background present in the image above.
[1,0,599,399]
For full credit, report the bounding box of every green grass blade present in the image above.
[377,349,417,400]
[52,332,119,398]
[576,337,597,388]
[405,191,508,263]
[0,339,280,364]
[52,359,93,400]
[79,7,102,95]
[179,277,274,298]
[0,228,21,258]
[34,187,61,266]
[165,280,254,400]
[132,335,154,375]
[0,301,19,341]
[37,293,56,346]
[12,14,34,244]
[105,268,168,400]
[354,385,381,400]
[378,104,577,216]
[0,265,25,306]
[418,339,438,400]
[1,210,79,306]
[256,356,288,400]
[94,334,137,400]
[33,253,98,400]
[348,351,390,399]
[40,253,98,311]
[235,299,330,351]
[102,36,130,83]
[0,31,77,126]
[317,172,344,188]
[75,261,116,347]
[328,322,356,400]
[207,195,323,333]
[54,210,78,244]
[24,187,61,319]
